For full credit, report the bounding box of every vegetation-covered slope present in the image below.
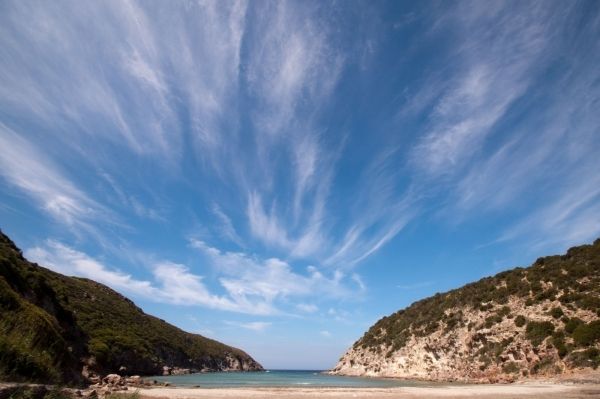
[0,231,262,385]
[332,239,600,382]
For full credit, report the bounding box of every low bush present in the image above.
[514,315,527,327]
[549,307,564,319]
[484,314,503,328]
[526,321,555,346]
[552,331,568,358]
[565,318,584,334]
[105,392,141,399]
[572,320,600,347]
[569,348,600,369]
[502,361,520,374]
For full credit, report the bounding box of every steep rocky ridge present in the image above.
[0,231,262,385]
[331,239,600,382]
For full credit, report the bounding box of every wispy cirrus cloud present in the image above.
[497,170,600,251]
[394,1,600,253]
[2,2,599,345]
[189,238,364,314]
[0,1,181,159]
[225,321,272,332]
[27,241,155,296]
[233,2,348,262]
[211,203,245,248]
[296,303,318,314]
[326,149,417,267]
[25,236,367,316]
[0,123,111,231]
[437,2,600,251]
[244,1,343,137]
[410,1,554,176]
[0,0,416,272]
[25,241,252,313]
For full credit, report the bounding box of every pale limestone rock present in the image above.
[331,296,598,382]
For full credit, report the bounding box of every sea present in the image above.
[150,370,432,388]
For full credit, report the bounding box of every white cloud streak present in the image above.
[411,2,554,176]
[436,2,600,251]
[296,303,318,314]
[212,203,245,247]
[0,0,413,271]
[0,1,182,159]
[397,1,600,253]
[4,1,595,302]
[27,241,155,296]
[25,240,252,313]
[245,2,342,137]
[225,321,272,332]
[190,238,362,314]
[25,236,368,316]
[0,123,110,231]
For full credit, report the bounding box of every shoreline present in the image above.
[327,368,600,384]
[136,383,600,399]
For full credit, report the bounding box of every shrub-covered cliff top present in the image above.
[0,230,262,385]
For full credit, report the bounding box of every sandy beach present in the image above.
[137,383,600,399]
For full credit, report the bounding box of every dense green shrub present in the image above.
[569,348,600,369]
[0,338,59,383]
[552,331,568,358]
[479,303,494,311]
[549,307,564,319]
[502,361,520,374]
[514,315,527,327]
[497,306,511,317]
[572,320,600,347]
[577,295,600,313]
[484,314,503,328]
[43,388,73,399]
[526,321,555,346]
[532,357,556,374]
[525,298,534,307]
[565,317,584,334]
[3,386,71,399]
[536,288,558,301]
[105,392,140,399]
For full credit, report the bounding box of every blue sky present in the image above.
[1,0,599,370]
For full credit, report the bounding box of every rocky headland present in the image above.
[331,239,600,383]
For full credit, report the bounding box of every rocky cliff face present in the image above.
[0,231,263,385]
[331,240,600,382]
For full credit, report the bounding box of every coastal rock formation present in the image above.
[0,231,263,385]
[331,239,600,382]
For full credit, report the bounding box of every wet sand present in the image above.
[137,383,600,399]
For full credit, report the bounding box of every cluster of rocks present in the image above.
[81,374,169,398]
[162,366,192,376]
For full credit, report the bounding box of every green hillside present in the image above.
[0,231,262,385]
[351,239,600,373]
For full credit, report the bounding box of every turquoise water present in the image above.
[151,370,430,388]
